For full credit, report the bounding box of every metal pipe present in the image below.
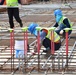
[58,52,60,70]
[65,31,69,69]
[51,29,55,71]
[68,42,76,58]
[27,52,43,68]
[62,51,63,69]
[48,37,70,70]
[12,30,14,71]
[10,30,13,72]
[42,55,52,69]
[51,30,55,54]
[63,41,76,68]
[23,29,28,72]
[37,30,40,71]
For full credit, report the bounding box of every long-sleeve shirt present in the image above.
[54,18,71,28]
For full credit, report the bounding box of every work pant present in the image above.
[7,8,22,28]
[42,38,61,50]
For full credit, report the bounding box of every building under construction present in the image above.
[0,0,76,75]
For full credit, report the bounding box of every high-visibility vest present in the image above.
[58,16,72,28]
[46,30,60,42]
[6,0,18,7]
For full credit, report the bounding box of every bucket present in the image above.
[15,49,24,58]
[15,40,25,58]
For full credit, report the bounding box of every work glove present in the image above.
[60,30,64,34]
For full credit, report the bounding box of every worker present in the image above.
[6,0,23,29]
[53,9,72,37]
[0,0,5,5]
[28,23,61,56]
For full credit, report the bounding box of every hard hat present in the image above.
[28,23,39,36]
[32,29,38,36]
[54,9,62,16]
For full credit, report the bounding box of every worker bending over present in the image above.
[28,23,61,56]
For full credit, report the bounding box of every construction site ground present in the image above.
[0,0,76,75]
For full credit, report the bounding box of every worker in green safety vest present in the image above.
[6,0,18,7]
[6,0,23,29]
[53,9,72,37]
[28,23,61,57]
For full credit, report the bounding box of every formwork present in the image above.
[0,1,76,75]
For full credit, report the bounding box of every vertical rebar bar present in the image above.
[65,31,68,70]
[36,27,41,72]
[24,30,28,55]
[64,28,72,70]
[51,30,55,54]
[58,52,60,70]
[10,30,12,72]
[19,55,21,71]
[10,29,14,72]
[62,51,65,75]
[62,51,63,69]
[12,30,14,71]
[37,30,40,72]
[51,30,55,71]
[22,27,28,72]
[24,30,28,72]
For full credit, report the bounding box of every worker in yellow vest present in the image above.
[6,0,23,28]
[53,9,72,37]
[28,23,61,56]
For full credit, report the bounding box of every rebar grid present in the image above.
[0,29,76,74]
[0,5,76,74]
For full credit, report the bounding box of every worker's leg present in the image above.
[54,42,61,50]
[7,8,14,28]
[42,38,51,57]
[13,8,23,27]
[42,38,51,49]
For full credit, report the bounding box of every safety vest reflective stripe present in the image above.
[6,0,18,6]
[58,16,72,27]
[46,31,60,42]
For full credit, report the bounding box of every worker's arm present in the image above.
[63,18,71,28]
[53,22,58,27]
[34,31,47,52]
